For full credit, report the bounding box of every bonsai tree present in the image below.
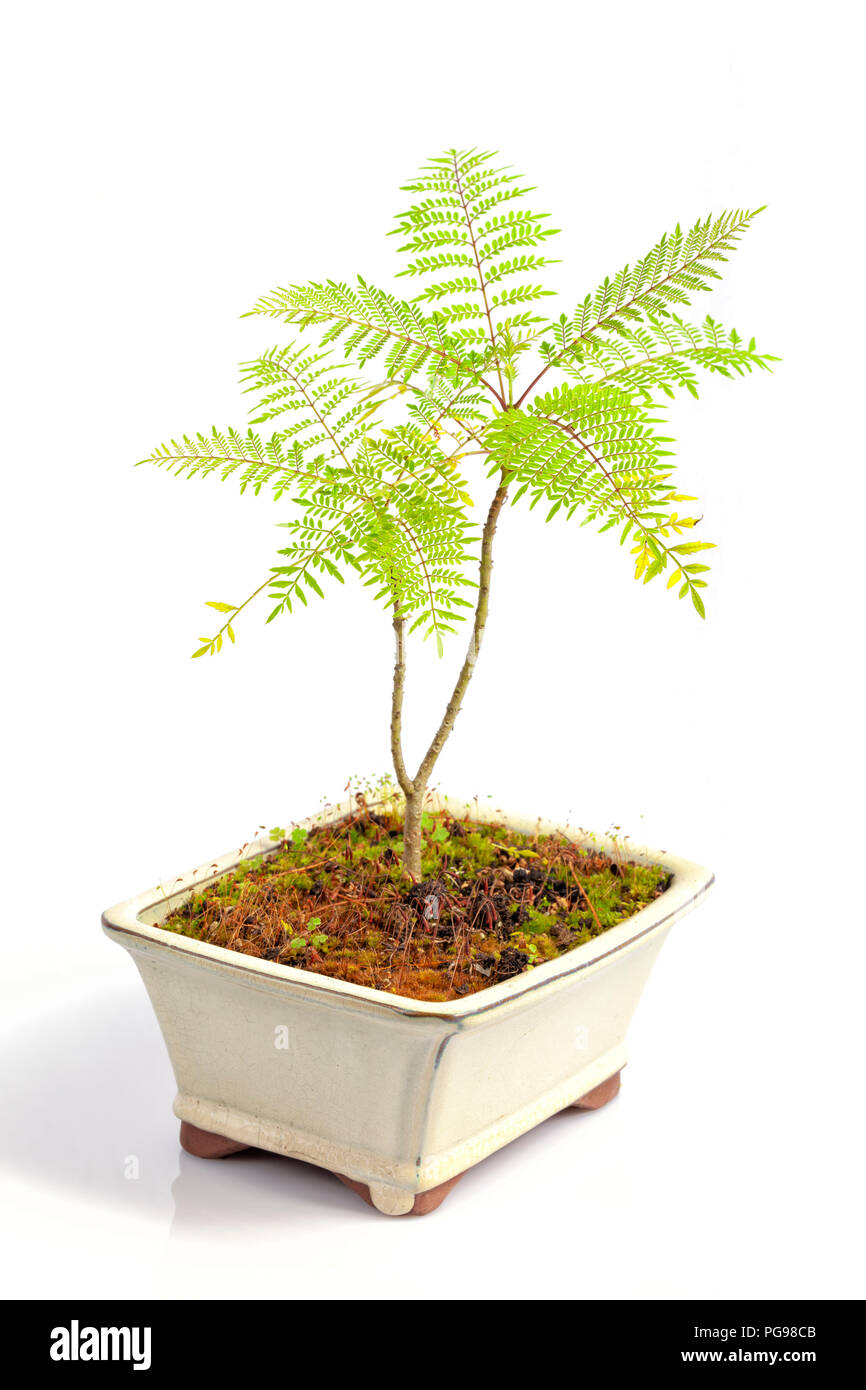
[143,147,773,878]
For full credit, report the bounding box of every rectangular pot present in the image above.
[102,796,713,1214]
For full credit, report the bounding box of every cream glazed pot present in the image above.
[102,796,714,1216]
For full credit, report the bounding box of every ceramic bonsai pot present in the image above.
[102,797,713,1216]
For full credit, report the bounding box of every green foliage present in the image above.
[269,427,478,653]
[547,313,779,401]
[142,422,477,651]
[240,341,374,456]
[392,149,559,364]
[245,277,469,377]
[545,208,764,351]
[141,146,772,653]
[485,382,713,611]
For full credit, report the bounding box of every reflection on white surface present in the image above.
[0,986,176,1221]
[170,1147,362,1234]
[0,982,381,1231]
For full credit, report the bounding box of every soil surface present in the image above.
[159,803,671,1002]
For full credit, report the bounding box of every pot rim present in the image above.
[101,792,714,1020]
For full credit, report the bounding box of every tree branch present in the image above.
[412,482,509,792]
[390,598,414,797]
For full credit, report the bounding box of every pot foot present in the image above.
[571,1070,621,1111]
[180,1120,250,1159]
[336,1171,464,1216]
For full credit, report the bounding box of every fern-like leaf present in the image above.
[141,427,316,499]
[270,428,477,652]
[544,313,778,400]
[392,148,559,390]
[485,383,713,614]
[526,208,764,397]
[141,424,478,652]
[238,341,375,462]
[244,276,485,381]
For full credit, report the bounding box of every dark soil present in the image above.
[159,803,671,1002]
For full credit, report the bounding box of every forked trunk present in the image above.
[393,483,508,882]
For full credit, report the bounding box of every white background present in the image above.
[2,0,863,1300]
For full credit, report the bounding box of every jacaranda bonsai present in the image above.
[143,146,774,879]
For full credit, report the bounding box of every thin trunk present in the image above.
[390,484,509,880]
[413,484,508,790]
[402,789,424,881]
[390,599,413,798]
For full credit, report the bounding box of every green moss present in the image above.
[524,907,558,935]
[158,803,671,1001]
